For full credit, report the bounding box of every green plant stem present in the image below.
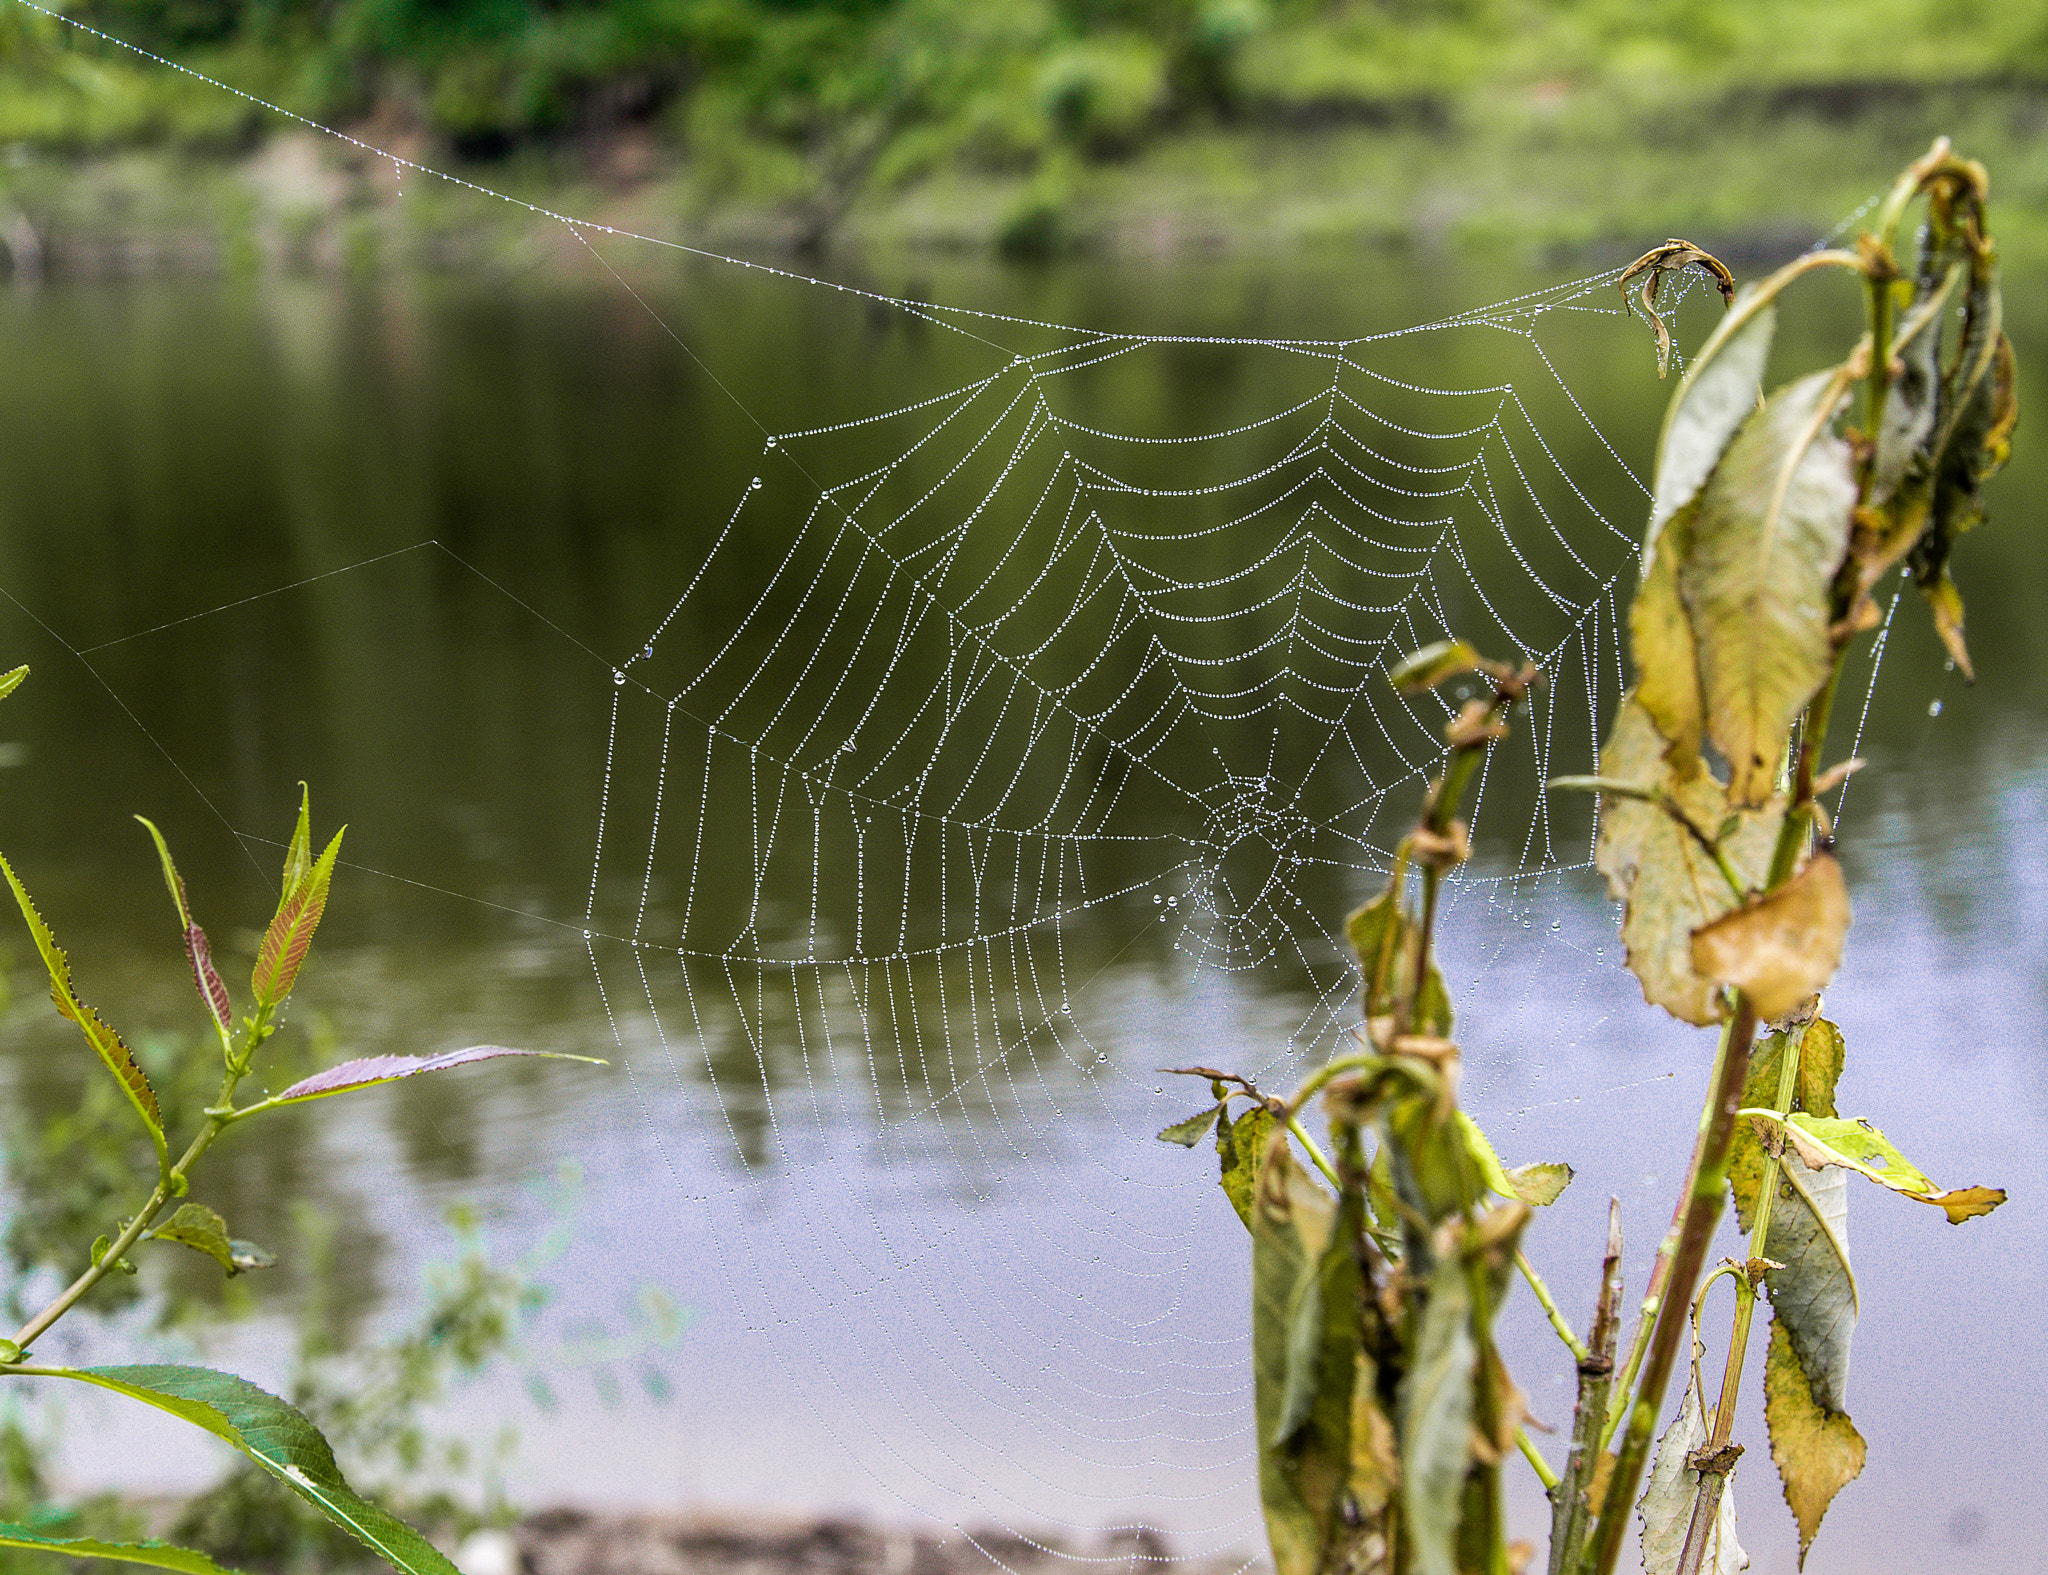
[1517,1426,1560,1491]
[1549,1201,1623,1575]
[1580,999,1758,1575]
[1705,1033,1802,1446]
[1665,1031,1803,1575]
[1287,1114,1341,1191]
[1602,1011,1737,1448]
[8,1015,269,1354]
[1518,1249,1591,1365]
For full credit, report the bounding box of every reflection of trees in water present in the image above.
[662,945,1094,1170]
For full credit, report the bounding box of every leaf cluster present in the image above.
[1568,143,2015,1575]
[0,666,603,1575]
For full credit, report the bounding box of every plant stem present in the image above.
[1287,1114,1342,1192]
[1518,1249,1591,1365]
[1579,999,1758,1575]
[1517,1426,1561,1492]
[1669,1031,1802,1575]
[1705,1031,1802,1446]
[1548,1199,1623,1575]
[9,1026,264,1354]
[1602,1012,1736,1448]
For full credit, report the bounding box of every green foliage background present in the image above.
[1,0,2045,252]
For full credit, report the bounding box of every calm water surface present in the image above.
[0,249,2043,1575]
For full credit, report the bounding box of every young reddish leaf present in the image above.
[136,817,234,1041]
[266,1045,606,1107]
[251,824,344,1009]
[0,851,163,1144]
[279,784,314,906]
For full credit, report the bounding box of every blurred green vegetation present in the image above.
[0,0,2039,254]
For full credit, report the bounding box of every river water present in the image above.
[0,246,2043,1575]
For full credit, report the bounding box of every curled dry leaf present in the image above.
[1595,695,1781,1025]
[1690,854,1851,1023]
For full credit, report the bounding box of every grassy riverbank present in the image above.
[0,0,2045,266]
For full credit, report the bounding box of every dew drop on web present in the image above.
[1929,699,1944,716]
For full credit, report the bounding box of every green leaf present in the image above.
[136,817,235,1043]
[1757,1149,1856,1414]
[1646,296,1775,551]
[1763,1319,1865,1568]
[1678,366,1858,805]
[1157,1106,1223,1147]
[1250,1135,1352,1575]
[1387,639,1480,695]
[1629,500,1706,770]
[1778,1113,2006,1224]
[1731,1017,1843,1231]
[0,852,164,1152]
[0,1522,248,1575]
[1637,1379,1747,1575]
[1400,1254,1474,1575]
[1452,1114,1570,1206]
[1346,879,1405,1019]
[151,1205,271,1277]
[0,1339,20,1364]
[1689,852,1851,1021]
[1217,1102,1273,1231]
[1345,874,1452,1038]
[251,822,345,1010]
[0,666,25,703]
[22,1365,460,1575]
[1502,1161,1573,1208]
[1594,695,1781,1025]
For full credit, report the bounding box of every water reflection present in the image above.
[0,251,2043,1572]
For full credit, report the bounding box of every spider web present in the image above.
[1,3,1902,1553]
[563,259,1757,1549]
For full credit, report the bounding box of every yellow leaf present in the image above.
[1763,1320,1865,1567]
[1595,695,1781,1025]
[1690,854,1850,1022]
